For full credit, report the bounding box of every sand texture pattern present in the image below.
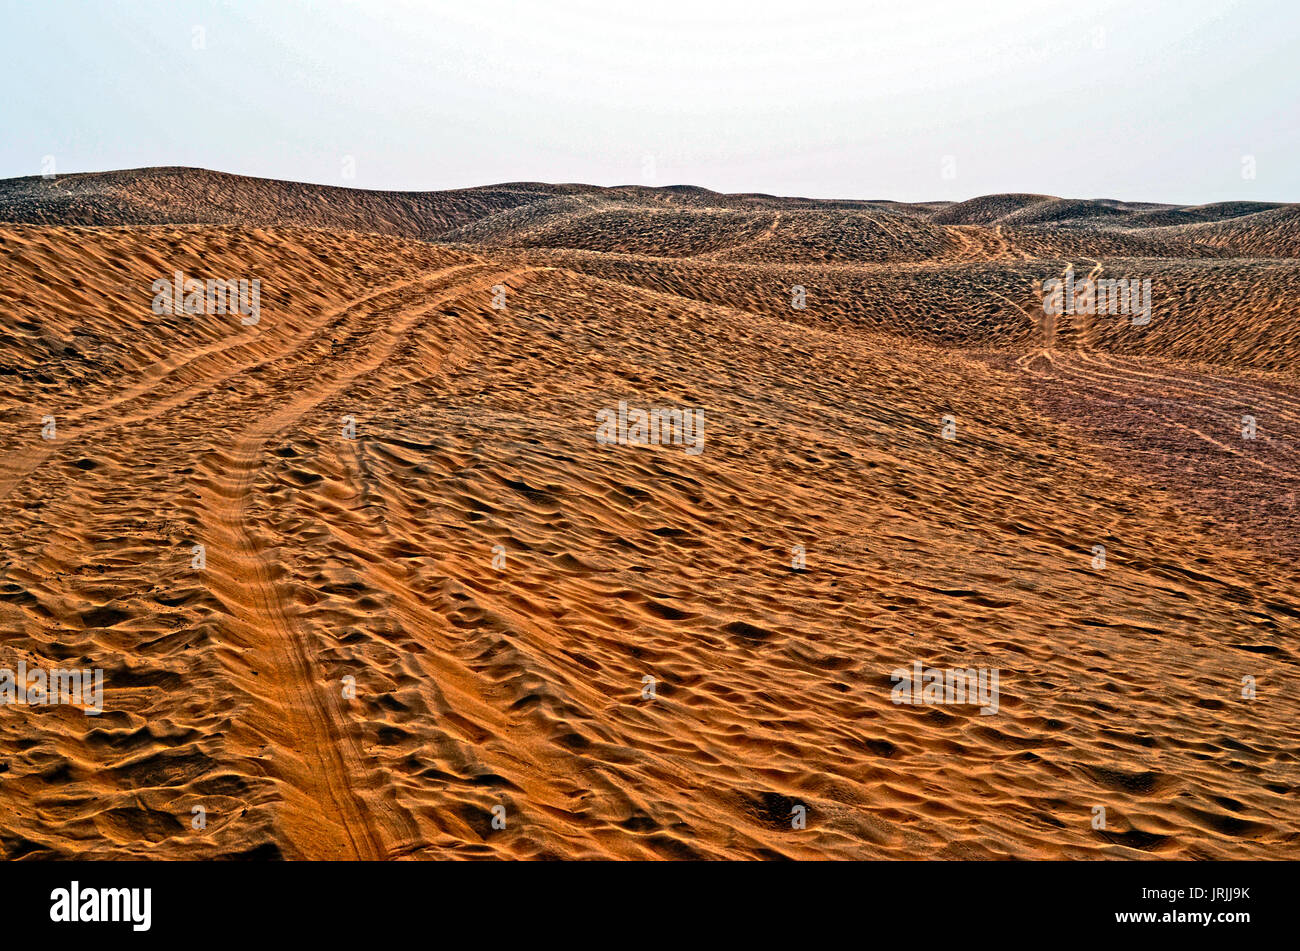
[1,170,1297,859]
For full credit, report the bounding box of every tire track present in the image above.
[0,268,482,504]
[193,264,538,858]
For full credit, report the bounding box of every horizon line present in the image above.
[4,164,1295,209]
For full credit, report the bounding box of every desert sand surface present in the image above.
[1,168,1297,859]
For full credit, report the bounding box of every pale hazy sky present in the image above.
[2,0,1296,203]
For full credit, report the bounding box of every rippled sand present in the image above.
[1,174,1297,858]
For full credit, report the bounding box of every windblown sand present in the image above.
[0,171,1297,859]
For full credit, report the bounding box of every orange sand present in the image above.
[0,171,1297,858]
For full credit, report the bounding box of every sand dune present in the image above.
[1,170,1297,859]
[1155,205,1300,258]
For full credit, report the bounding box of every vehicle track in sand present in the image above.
[0,270,481,504]
[1001,258,1300,559]
[190,264,543,858]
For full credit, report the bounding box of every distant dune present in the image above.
[929,193,1059,225]
[0,167,572,239]
[1,169,1297,860]
[1162,205,1300,258]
